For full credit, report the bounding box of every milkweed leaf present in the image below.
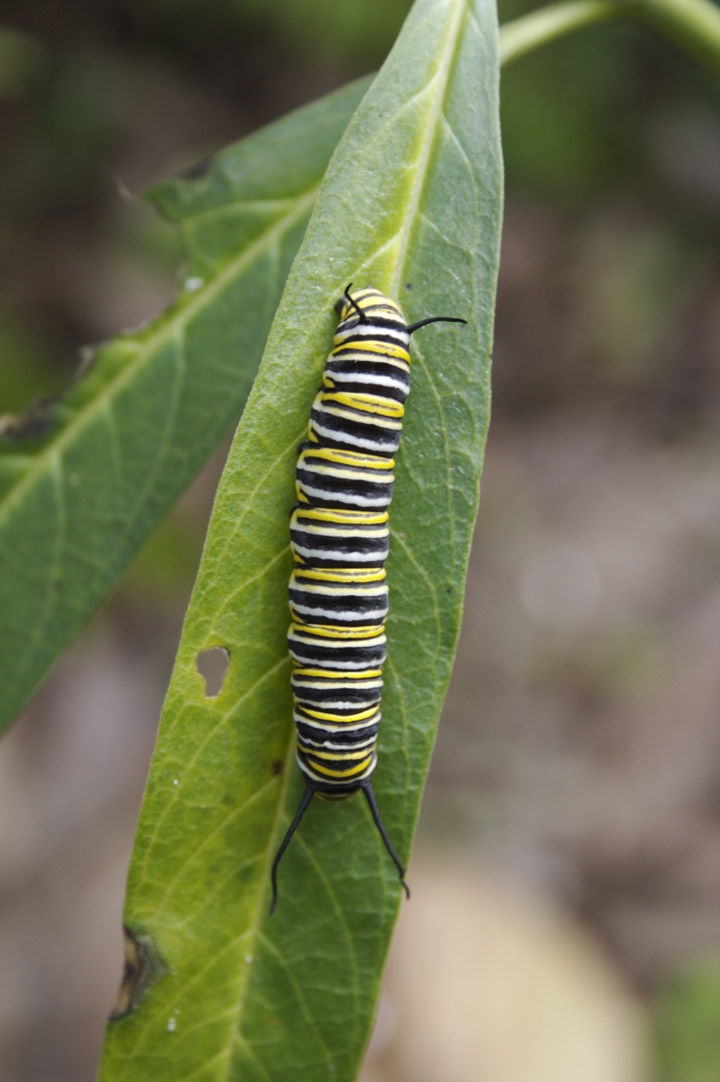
[0,77,369,732]
[98,0,502,1079]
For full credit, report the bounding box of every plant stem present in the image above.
[500,1,621,67]
[499,0,720,76]
[632,0,720,74]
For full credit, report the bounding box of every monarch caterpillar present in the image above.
[270,285,466,913]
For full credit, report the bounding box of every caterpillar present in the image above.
[270,285,466,913]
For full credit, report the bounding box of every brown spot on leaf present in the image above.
[109,926,166,1021]
[0,397,57,442]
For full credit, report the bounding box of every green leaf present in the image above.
[99,0,502,1078]
[0,77,369,733]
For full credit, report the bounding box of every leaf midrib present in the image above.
[0,187,318,527]
[389,0,468,297]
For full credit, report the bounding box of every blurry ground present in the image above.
[1,1,720,1079]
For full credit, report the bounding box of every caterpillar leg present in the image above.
[361,781,410,900]
[270,779,316,915]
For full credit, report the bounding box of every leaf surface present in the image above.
[99,0,503,1079]
[0,78,368,731]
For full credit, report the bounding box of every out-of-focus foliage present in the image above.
[0,25,45,99]
[499,0,720,199]
[501,27,646,196]
[654,960,720,1082]
[495,0,720,429]
[134,0,414,64]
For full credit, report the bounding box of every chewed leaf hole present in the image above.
[196,647,230,697]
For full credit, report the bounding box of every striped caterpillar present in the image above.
[270,285,465,912]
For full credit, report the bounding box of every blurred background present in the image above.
[1,0,720,1079]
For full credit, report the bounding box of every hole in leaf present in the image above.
[196,647,230,697]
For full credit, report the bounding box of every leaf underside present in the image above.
[99,0,502,1079]
[0,77,369,733]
